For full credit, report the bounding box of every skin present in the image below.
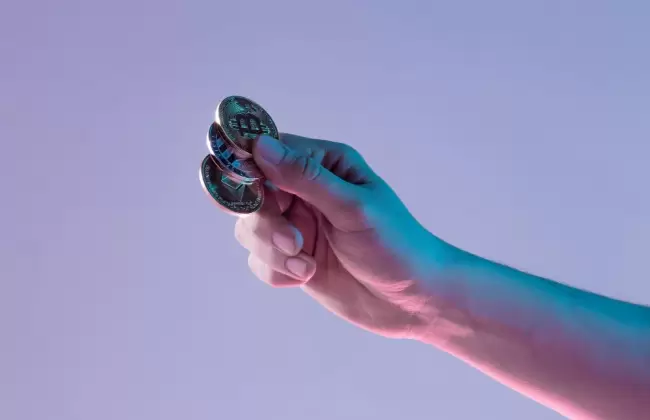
[234,133,650,419]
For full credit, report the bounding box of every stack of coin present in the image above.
[199,96,279,215]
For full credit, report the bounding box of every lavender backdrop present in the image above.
[2,1,649,419]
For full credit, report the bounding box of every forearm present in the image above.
[419,241,650,419]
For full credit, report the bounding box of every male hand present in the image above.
[234,134,650,420]
[234,134,447,339]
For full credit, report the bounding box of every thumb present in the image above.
[253,135,360,224]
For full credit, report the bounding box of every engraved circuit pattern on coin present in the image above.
[206,122,262,184]
[199,155,264,215]
[216,96,279,157]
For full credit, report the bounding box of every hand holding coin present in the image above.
[231,129,444,341]
[200,96,440,340]
[199,97,650,420]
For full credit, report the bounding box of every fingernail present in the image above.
[256,135,286,165]
[272,231,296,255]
[286,257,312,279]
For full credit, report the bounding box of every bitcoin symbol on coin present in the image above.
[217,96,279,158]
[228,114,270,139]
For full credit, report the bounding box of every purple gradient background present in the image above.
[2,1,649,419]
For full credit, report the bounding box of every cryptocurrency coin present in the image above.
[216,96,279,158]
[206,122,262,184]
[199,155,264,215]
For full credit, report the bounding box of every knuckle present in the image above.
[234,219,247,244]
[332,141,361,159]
[282,150,305,173]
[302,155,322,181]
[339,142,358,155]
[248,215,267,239]
[276,150,320,183]
[248,254,270,283]
[278,147,298,166]
[247,253,256,270]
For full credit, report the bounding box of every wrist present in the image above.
[406,233,478,346]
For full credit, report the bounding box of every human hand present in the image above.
[234,134,448,339]
[236,134,650,420]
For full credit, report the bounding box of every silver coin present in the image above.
[199,155,264,215]
[216,96,279,159]
[206,122,263,184]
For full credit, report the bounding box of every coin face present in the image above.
[216,96,279,157]
[206,122,262,184]
[199,155,264,215]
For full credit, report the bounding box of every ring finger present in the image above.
[243,231,316,281]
